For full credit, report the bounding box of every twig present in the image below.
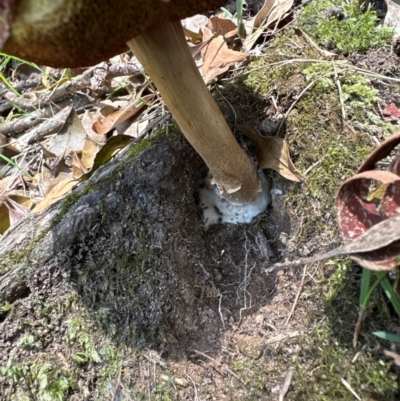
[279,367,293,401]
[190,349,242,382]
[218,293,226,329]
[285,265,307,326]
[185,374,199,401]
[341,378,361,401]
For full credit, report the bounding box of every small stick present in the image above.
[279,368,293,401]
[341,378,361,401]
[190,349,242,382]
[285,266,307,326]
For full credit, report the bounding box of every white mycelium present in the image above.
[200,171,270,228]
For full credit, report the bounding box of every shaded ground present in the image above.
[1,1,400,400]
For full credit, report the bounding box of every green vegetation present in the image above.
[299,0,393,54]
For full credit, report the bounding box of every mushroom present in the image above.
[2,0,267,209]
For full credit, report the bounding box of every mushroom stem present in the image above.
[127,20,261,204]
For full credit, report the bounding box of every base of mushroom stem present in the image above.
[200,171,270,229]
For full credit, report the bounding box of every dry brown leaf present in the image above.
[33,177,78,213]
[71,152,86,178]
[245,0,294,50]
[0,175,16,195]
[207,16,237,36]
[0,195,10,234]
[239,125,302,182]
[34,168,71,198]
[254,0,276,28]
[264,0,294,27]
[201,27,248,83]
[182,14,209,43]
[81,110,107,144]
[48,109,86,156]
[5,196,30,225]
[71,138,102,178]
[93,94,154,136]
[266,214,400,273]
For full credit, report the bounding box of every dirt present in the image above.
[1,1,400,401]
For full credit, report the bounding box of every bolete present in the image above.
[1,0,268,221]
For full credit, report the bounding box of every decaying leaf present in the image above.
[245,0,295,49]
[238,125,302,182]
[48,109,86,156]
[81,110,107,144]
[207,16,237,37]
[182,14,208,44]
[254,0,276,29]
[80,134,133,181]
[0,194,31,234]
[267,130,400,273]
[93,94,154,136]
[201,27,248,83]
[383,103,400,121]
[32,177,78,213]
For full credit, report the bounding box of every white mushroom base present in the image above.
[200,172,270,228]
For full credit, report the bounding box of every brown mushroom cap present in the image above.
[3,0,226,67]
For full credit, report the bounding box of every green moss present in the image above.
[299,0,393,54]
[240,11,400,400]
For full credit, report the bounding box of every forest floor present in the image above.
[1,1,400,400]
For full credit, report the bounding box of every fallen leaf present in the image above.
[0,194,31,234]
[336,169,400,271]
[182,14,209,43]
[183,26,203,44]
[267,131,400,273]
[80,134,133,181]
[5,196,30,225]
[0,196,10,234]
[245,0,294,50]
[93,94,154,136]
[201,27,248,83]
[383,103,400,121]
[207,16,237,36]
[254,0,276,28]
[266,214,400,273]
[356,131,400,174]
[238,125,303,182]
[81,110,107,144]
[264,0,294,28]
[32,177,78,213]
[48,109,86,156]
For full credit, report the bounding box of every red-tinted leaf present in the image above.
[336,131,400,271]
